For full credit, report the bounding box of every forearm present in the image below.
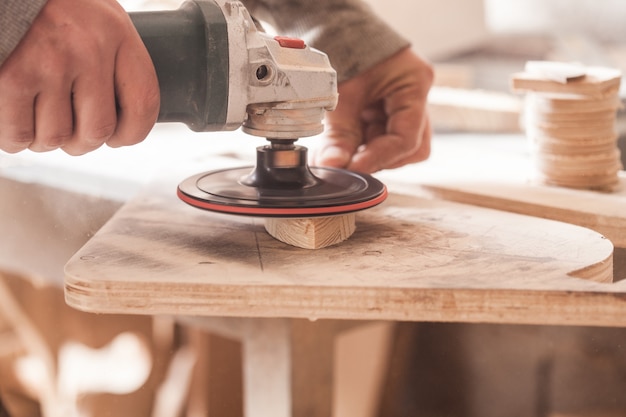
[241,0,409,82]
[0,0,48,65]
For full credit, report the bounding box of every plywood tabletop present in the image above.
[64,171,626,327]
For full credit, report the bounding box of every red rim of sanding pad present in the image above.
[177,166,388,217]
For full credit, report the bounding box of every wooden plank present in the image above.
[63,173,625,327]
[422,175,626,248]
[428,86,522,133]
[379,135,626,249]
[334,321,395,417]
[182,329,243,417]
[290,320,335,417]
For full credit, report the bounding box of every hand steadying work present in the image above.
[313,47,433,173]
[0,0,159,155]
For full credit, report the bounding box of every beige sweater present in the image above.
[0,0,47,65]
[0,0,409,82]
[240,0,409,82]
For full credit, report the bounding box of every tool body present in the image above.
[130,0,387,217]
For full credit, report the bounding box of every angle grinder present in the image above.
[130,0,387,217]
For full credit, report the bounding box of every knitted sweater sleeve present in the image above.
[240,0,410,82]
[0,0,48,66]
[0,0,409,82]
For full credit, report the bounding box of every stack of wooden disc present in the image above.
[511,61,623,191]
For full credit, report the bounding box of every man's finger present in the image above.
[31,84,74,152]
[106,35,159,149]
[63,62,117,155]
[0,85,36,153]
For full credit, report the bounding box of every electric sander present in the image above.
[130,0,387,217]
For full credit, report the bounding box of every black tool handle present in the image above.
[129,0,230,132]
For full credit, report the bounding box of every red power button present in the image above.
[274,36,306,49]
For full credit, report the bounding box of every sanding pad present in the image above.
[177,166,387,217]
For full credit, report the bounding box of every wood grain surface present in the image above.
[265,214,356,249]
[64,172,626,327]
[379,135,626,249]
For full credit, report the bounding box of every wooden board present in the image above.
[428,86,523,133]
[378,135,626,249]
[63,172,626,327]
[423,174,626,247]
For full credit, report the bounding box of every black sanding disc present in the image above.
[177,166,387,217]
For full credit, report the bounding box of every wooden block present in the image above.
[511,62,622,97]
[527,93,621,114]
[533,149,623,191]
[264,214,356,249]
[524,61,587,84]
[513,61,623,190]
[531,135,619,156]
[528,126,617,144]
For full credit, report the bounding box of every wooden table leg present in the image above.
[181,317,393,417]
[289,320,337,417]
[242,318,292,417]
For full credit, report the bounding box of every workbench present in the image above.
[2,126,626,417]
